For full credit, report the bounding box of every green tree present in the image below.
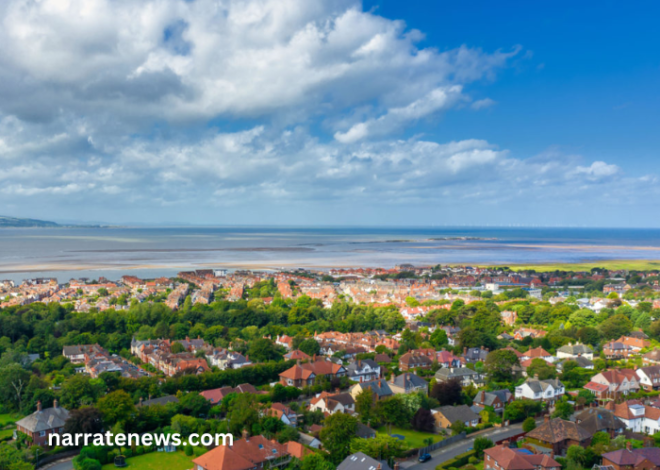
[522,417,536,433]
[350,435,408,461]
[97,390,136,426]
[298,339,321,357]
[170,342,186,354]
[473,437,494,458]
[355,389,374,424]
[551,400,574,420]
[450,420,466,435]
[301,453,335,470]
[320,413,358,464]
[247,338,283,362]
[430,329,449,349]
[484,350,520,383]
[526,358,557,380]
[599,314,632,340]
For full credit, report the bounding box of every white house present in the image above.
[556,343,594,361]
[611,401,660,435]
[636,366,660,391]
[345,359,381,383]
[515,378,565,404]
[309,392,355,415]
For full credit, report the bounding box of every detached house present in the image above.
[435,367,484,387]
[345,359,381,383]
[389,373,428,395]
[602,444,660,470]
[15,400,69,447]
[309,392,355,415]
[515,378,564,404]
[193,435,290,470]
[432,405,480,430]
[399,353,433,371]
[556,343,594,360]
[349,379,393,401]
[524,416,592,456]
[636,366,660,391]
[585,369,640,399]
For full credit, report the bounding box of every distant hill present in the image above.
[0,216,60,228]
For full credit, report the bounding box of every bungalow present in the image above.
[309,392,355,415]
[556,343,594,360]
[432,405,480,430]
[602,444,660,470]
[524,416,592,456]
[520,347,554,363]
[193,434,290,470]
[574,407,626,437]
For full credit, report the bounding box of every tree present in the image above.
[450,420,466,435]
[375,396,412,428]
[599,314,632,340]
[350,435,408,462]
[97,390,136,426]
[526,358,557,380]
[430,378,462,406]
[355,389,375,424]
[301,453,335,470]
[320,413,358,464]
[299,339,321,357]
[484,350,520,383]
[0,365,30,411]
[411,408,436,433]
[591,431,611,447]
[522,417,536,433]
[430,329,449,349]
[65,407,103,435]
[247,338,283,362]
[504,399,543,422]
[170,342,186,354]
[473,437,494,458]
[227,393,261,436]
[551,400,574,420]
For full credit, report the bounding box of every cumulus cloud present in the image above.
[0,0,654,224]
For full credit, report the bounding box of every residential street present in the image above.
[403,423,525,470]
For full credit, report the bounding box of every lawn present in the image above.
[101,451,194,470]
[0,413,22,427]
[375,426,442,449]
[480,259,660,272]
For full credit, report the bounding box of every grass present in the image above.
[0,413,22,427]
[101,451,194,470]
[480,259,660,272]
[375,426,442,449]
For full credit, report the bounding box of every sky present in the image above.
[0,0,659,227]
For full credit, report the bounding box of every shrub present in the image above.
[185,444,194,456]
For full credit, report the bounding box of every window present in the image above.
[39,431,46,437]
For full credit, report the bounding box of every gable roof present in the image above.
[16,404,70,433]
[525,418,592,444]
[433,405,479,424]
[337,452,392,470]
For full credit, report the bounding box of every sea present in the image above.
[1,226,660,283]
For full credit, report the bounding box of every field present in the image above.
[484,259,660,272]
[101,451,194,470]
[375,426,442,449]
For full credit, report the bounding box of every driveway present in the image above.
[404,423,525,470]
[40,458,74,470]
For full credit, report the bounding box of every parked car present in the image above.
[418,454,432,463]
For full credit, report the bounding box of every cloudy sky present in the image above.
[1,0,659,227]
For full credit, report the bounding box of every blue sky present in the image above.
[0,0,658,226]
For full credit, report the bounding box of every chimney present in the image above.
[534,374,539,380]
[544,414,549,423]
[297,359,301,366]
[550,450,555,459]
[37,401,42,412]
[313,354,317,362]
[377,465,381,470]
[242,429,249,442]
[53,399,58,409]
[139,397,143,406]
[626,442,632,451]
[394,463,400,470]
[335,388,340,394]
[463,347,467,355]
[502,441,510,447]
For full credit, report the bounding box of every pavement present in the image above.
[403,423,525,470]
[39,457,74,470]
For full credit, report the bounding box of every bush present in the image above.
[522,417,536,433]
[437,451,476,469]
[468,457,479,464]
[185,444,193,456]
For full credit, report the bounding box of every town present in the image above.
[1,264,660,470]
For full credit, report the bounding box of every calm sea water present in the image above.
[1,226,660,282]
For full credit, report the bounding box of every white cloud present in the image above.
[471,98,496,110]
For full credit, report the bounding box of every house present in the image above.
[374,353,391,364]
[472,390,513,414]
[643,350,660,366]
[601,443,660,470]
[520,347,554,363]
[399,353,433,371]
[574,406,626,437]
[484,443,561,470]
[285,441,312,460]
[200,383,260,404]
[556,343,594,360]
[283,350,311,361]
[436,350,464,368]
[278,364,316,388]
[435,367,484,387]
[555,356,594,372]
[193,434,290,470]
[636,366,660,391]
[462,346,489,364]
[349,379,393,401]
[587,369,640,398]
[337,452,392,470]
[389,373,428,395]
[15,400,69,447]
[524,416,592,456]
[603,341,635,360]
[309,392,355,415]
[268,403,298,427]
[515,378,565,404]
[139,395,179,407]
[607,400,660,434]
[275,335,294,350]
[432,405,480,430]
[345,359,381,383]
[298,432,321,449]
[62,344,103,364]
[616,336,651,352]
[356,423,377,439]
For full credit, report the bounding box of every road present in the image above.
[40,458,74,470]
[404,423,525,470]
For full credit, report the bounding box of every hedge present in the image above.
[436,450,476,470]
